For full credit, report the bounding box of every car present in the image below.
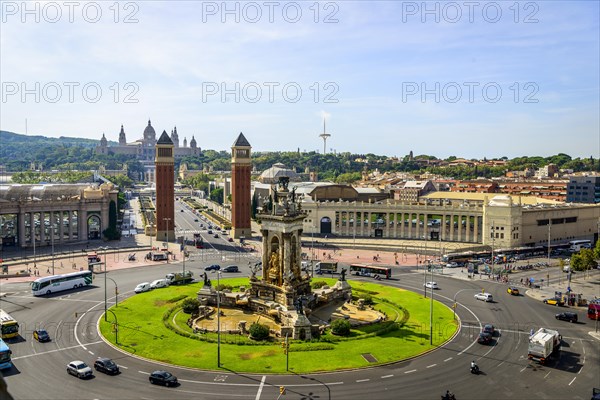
[483,324,495,336]
[474,293,493,302]
[507,287,520,295]
[150,279,169,289]
[223,265,239,273]
[94,357,120,375]
[134,282,152,293]
[543,298,565,306]
[556,312,578,323]
[180,209,184,212]
[424,282,439,289]
[204,264,221,271]
[213,233,219,238]
[207,230,213,234]
[194,219,199,222]
[149,370,178,387]
[33,329,50,342]
[446,262,459,268]
[477,332,492,344]
[67,361,93,379]
[227,237,234,242]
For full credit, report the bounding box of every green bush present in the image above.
[360,294,374,305]
[167,294,187,303]
[311,281,328,289]
[248,323,270,340]
[330,319,351,336]
[216,284,233,291]
[181,298,200,314]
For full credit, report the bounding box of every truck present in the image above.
[528,327,561,364]
[315,262,338,275]
[166,271,194,285]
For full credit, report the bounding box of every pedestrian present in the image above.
[46,267,50,274]
[520,278,523,284]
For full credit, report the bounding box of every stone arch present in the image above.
[320,217,332,234]
[87,214,102,240]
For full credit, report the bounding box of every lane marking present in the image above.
[356,379,369,383]
[568,377,576,386]
[404,369,417,374]
[381,375,393,379]
[255,375,266,400]
[12,341,104,360]
[544,371,551,379]
[139,370,149,375]
[426,364,437,368]
[444,357,452,362]
[520,366,527,372]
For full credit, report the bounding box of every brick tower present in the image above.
[231,132,252,239]
[155,130,175,242]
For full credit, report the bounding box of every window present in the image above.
[537,219,549,226]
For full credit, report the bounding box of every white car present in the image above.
[474,293,493,302]
[424,281,439,289]
[446,262,459,268]
[134,282,151,293]
[150,279,169,289]
[67,360,93,379]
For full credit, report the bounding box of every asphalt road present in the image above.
[1,246,598,399]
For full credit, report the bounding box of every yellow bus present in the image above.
[0,310,19,339]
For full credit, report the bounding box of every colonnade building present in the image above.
[0,183,118,249]
[297,187,600,249]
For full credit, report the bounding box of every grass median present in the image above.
[99,278,458,373]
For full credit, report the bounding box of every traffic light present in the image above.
[279,386,286,395]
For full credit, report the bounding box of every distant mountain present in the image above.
[0,130,101,147]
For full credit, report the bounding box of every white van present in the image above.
[134,282,151,293]
[150,279,169,289]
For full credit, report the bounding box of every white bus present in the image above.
[569,240,592,252]
[31,271,94,296]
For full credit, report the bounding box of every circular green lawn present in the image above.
[99,278,458,373]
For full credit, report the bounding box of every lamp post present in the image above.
[98,246,109,322]
[491,223,495,276]
[51,215,55,275]
[216,270,222,368]
[429,261,434,345]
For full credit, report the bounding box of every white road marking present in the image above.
[381,375,393,379]
[118,365,128,369]
[139,370,150,375]
[426,364,437,368]
[520,366,528,372]
[88,351,94,355]
[544,371,551,378]
[404,369,417,374]
[444,357,452,362]
[255,375,266,400]
[356,379,369,383]
[12,341,104,360]
[568,377,576,386]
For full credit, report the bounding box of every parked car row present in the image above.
[204,264,239,273]
[67,358,178,387]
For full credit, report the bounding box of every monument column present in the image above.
[155,130,175,242]
[231,133,252,239]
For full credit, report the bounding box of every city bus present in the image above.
[31,270,94,296]
[587,300,600,320]
[0,310,19,339]
[442,252,475,264]
[349,264,392,279]
[569,240,592,253]
[0,339,12,370]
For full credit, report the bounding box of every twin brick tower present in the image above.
[154,131,251,242]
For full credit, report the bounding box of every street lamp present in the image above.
[429,261,434,345]
[216,270,222,368]
[98,246,109,322]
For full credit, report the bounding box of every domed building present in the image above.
[95,120,201,182]
[259,163,302,184]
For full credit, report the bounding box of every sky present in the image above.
[1,1,599,159]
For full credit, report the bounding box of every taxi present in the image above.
[507,287,520,296]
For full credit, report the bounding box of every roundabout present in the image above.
[97,278,459,373]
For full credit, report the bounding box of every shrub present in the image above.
[330,319,351,336]
[181,298,200,314]
[167,294,187,303]
[311,281,328,289]
[248,323,270,340]
[216,284,233,291]
[360,294,374,305]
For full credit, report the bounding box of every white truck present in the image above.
[166,271,194,285]
[528,328,561,364]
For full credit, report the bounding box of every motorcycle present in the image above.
[441,392,456,400]
[470,365,480,374]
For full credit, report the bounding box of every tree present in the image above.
[570,253,584,271]
[210,187,224,205]
[109,174,134,188]
[594,240,600,260]
[249,323,270,340]
[182,298,200,314]
[330,319,351,336]
[102,200,121,240]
